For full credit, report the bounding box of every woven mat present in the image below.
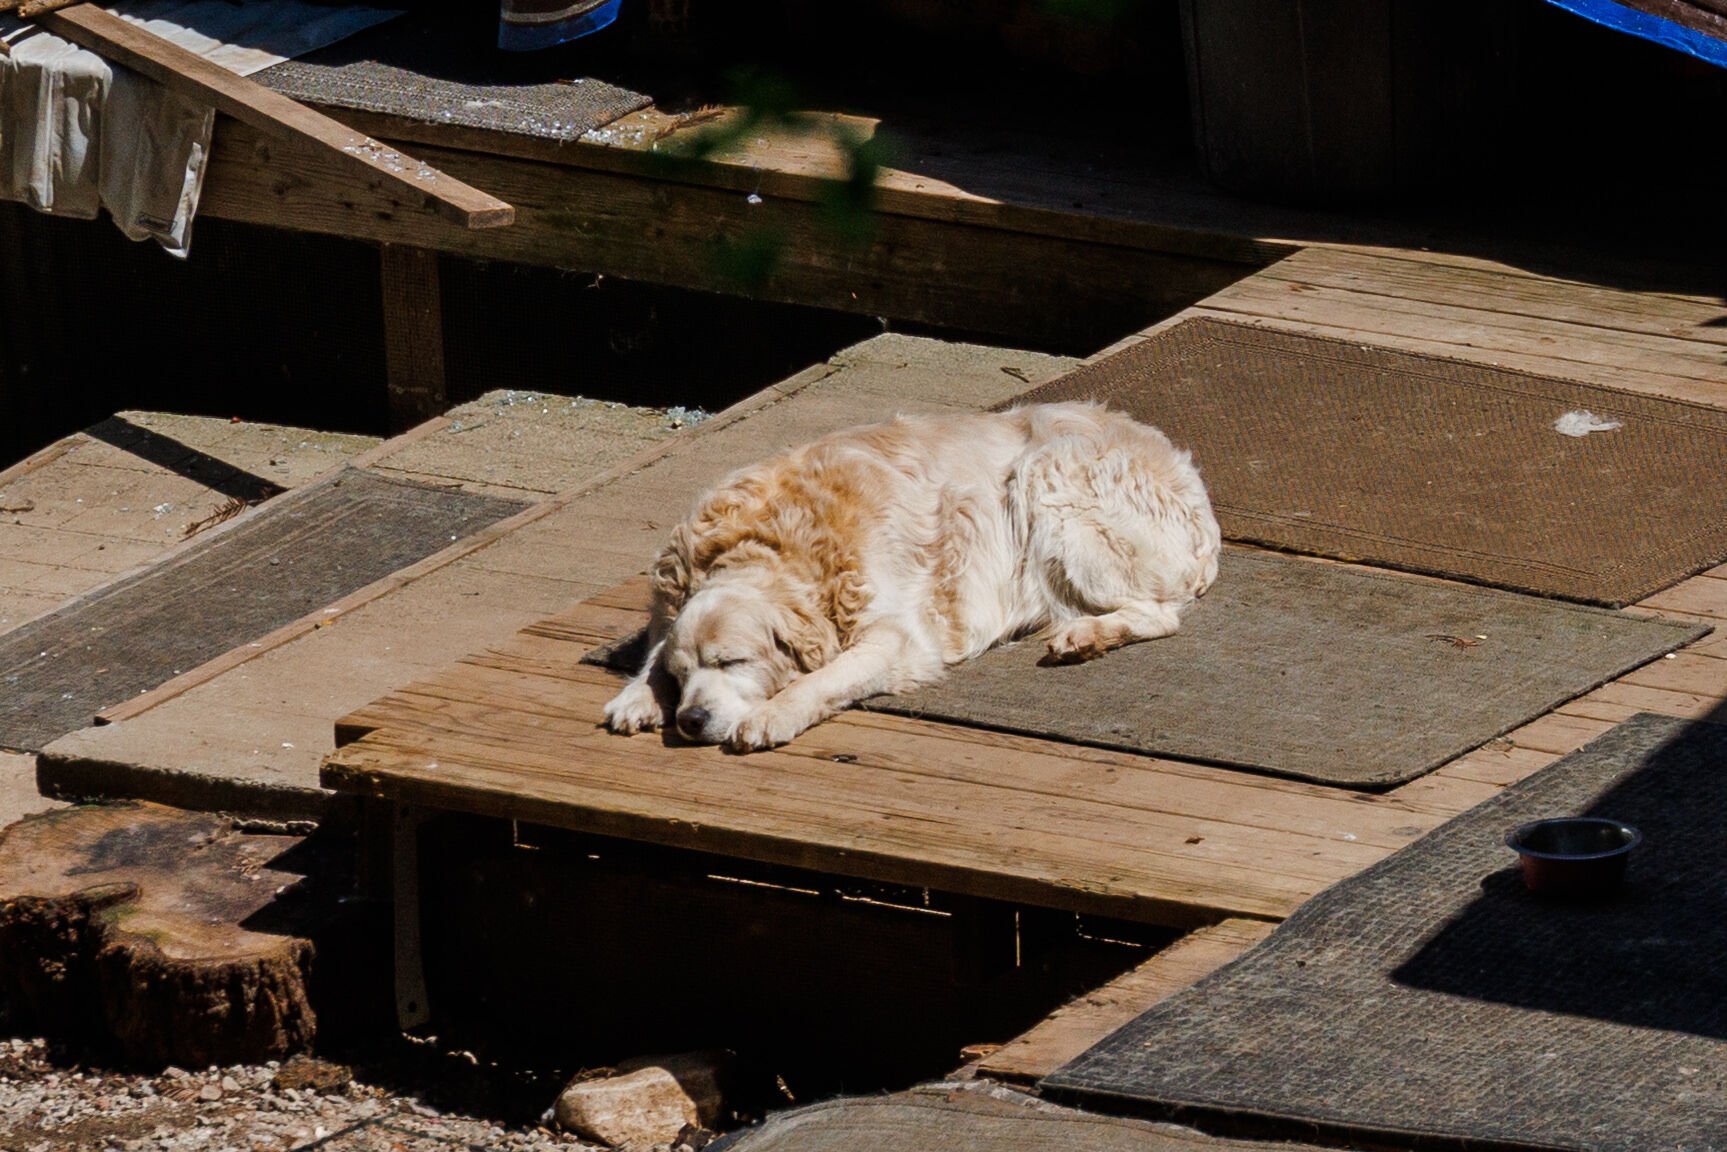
[0,471,525,752]
[1045,712,1727,1151]
[715,1083,1330,1152]
[1009,318,1727,607]
[257,11,651,142]
[867,549,1704,788]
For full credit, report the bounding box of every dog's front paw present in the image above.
[604,678,665,735]
[726,703,809,752]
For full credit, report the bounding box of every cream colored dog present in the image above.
[603,402,1220,751]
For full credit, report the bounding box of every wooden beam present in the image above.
[32,4,514,230]
[200,119,1251,349]
[380,245,449,432]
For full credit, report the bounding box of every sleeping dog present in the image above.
[604,401,1219,751]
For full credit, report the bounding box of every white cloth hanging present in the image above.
[0,1,400,256]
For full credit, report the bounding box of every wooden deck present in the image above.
[319,239,1726,1060]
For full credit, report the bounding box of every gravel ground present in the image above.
[0,1037,602,1152]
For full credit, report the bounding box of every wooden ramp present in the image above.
[327,576,1444,928]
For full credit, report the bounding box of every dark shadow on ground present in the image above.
[1393,695,1727,1040]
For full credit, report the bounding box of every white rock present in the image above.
[554,1051,730,1150]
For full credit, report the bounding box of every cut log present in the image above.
[0,801,349,1067]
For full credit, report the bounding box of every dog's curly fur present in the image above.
[604,402,1220,751]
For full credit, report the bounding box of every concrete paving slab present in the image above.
[0,416,383,637]
[39,337,1077,818]
[373,392,685,499]
[0,750,63,823]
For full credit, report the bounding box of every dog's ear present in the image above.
[650,524,695,622]
[773,597,840,673]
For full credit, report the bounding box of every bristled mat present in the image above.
[0,470,526,752]
[1043,712,1727,1151]
[257,11,651,143]
[1006,318,1727,606]
[592,548,1707,789]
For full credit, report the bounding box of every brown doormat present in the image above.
[0,471,526,753]
[1008,317,1727,607]
[595,548,1706,789]
[1043,712,1727,1152]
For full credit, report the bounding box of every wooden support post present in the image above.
[380,245,448,433]
[393,803,432,1030]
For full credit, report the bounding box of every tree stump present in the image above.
[0,801,346,1068]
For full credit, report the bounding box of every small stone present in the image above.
[220,1076,241,1093]
[554,1051,733,1149]
[198,1084,223,1102]
[271,1055,351,1095]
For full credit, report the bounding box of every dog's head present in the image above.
[656,566,839,744]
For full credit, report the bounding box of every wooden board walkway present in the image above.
[318,242,1727,1054]
[328,575,1455,929]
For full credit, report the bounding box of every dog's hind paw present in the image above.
[604,679,664,734]
[1042,618,1115,665]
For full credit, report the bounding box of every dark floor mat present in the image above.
[0,470,526,752]
[867,548,1705,788]
[1044,711,1727,1151]
[257,10,651,143]
[1008,318,1727,607]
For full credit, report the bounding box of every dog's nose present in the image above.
[676,707,711,740]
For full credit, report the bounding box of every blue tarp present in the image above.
[1544,0,1727,68]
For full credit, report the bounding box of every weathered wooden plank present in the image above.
[380,245,448,432]
[977,918,1276,1084]
[1202,281,1727,397]
[1617,650,1727,696]
[1428,744,1560,789]
[1575,680,1725,721]
[198,119,1251,347]
[1638,575,1727,621]
[324,654,1410,925]
[278,105,1292,269]
[1503,711,1620,757]
[1260,248,1727,345]
[396,662,1397,881]
[37,5,512,229]
[1383,771,1503,819]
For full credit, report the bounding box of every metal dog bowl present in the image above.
[1506,817,1641,896]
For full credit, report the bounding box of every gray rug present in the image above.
[257,12,651,143]
[868,548,1706,788]
[1045,712,1727,1151]
[0,471,525,752]
[1008,318,1727,607]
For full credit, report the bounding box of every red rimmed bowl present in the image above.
[1506,817,1641,897]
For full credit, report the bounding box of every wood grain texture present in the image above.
[1196,247,1727,406]
[0,802,325,1065]
[978,918,1276,1083]
[324,584,1451,929]
[196,119,1252,347]
[380,245,447,432]
[36,5,512,229]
